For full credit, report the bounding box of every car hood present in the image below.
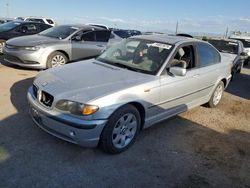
[6,35,62,46]
[34,59,155,103]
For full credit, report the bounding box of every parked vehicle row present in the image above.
[0,21,52,53]
[28,35,232,153]
[3,24,111,69]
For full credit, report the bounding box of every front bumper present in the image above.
[27,87,107,147]
[3,47,48,69]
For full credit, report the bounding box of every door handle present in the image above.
[96,45,105,47]
[192,74,200,78]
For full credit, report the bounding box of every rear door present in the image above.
[194,42,222,99]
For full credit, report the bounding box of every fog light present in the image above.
[69,131,76,137]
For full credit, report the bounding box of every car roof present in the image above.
[59,24,108,31]
[131,34,201,44]
[9,20,47,25]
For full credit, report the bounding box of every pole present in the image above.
[175,21,178,34]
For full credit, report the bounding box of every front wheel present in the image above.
[100,104,141,154]
[207,81,224,108]
[47,51,68,68]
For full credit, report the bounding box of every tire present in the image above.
[0,40,6,54]
[207,81,224,108]
[47,51,68,68]
[100,104,141,154]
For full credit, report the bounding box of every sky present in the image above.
[1,0,250,35]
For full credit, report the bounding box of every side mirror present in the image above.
[72,35,82,41]
[240,52,247,56]
[169,66,187,76]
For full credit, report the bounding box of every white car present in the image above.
[24,17,56,27]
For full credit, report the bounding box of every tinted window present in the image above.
[0,22,21,32]
[82,31,95,41]
[207,39,239,54]
[26,18,45,24]
[197,43,220,67]
[95,30,111,42]
[114,30,131,38]
[230,38,250,48]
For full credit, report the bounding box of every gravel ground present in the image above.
[0,58,250,188]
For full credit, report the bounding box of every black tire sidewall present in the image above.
[100,104,141,154]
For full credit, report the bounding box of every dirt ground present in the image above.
[0,58,250,188]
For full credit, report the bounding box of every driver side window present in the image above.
[169,45,195,70]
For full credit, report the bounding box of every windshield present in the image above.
[207,39,238,54]
[97,39,173,75]
[39,25,78,39]
[0,21,21,32]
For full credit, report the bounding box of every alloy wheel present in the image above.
[112,113,137,149]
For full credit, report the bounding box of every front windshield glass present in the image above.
[207,39,238,54]
[39,25,78,39]
[97,39,173,75]
[0,21,21,32]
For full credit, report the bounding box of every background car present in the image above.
[3,24,111,69]
[24,17,56,27]
[206,38,247,78]
[27,35,232,154]
[0,21,52,53]
[108,29,141,46]
[229,34,250,65]
[0,17,13,25]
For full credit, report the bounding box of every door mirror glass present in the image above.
[169,66,187,76]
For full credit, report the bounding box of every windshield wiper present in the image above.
[114,62,141,72]
[97,58,141,72]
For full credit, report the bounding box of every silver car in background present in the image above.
[28,35,232,154]
[3,24,111,69]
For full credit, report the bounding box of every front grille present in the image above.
[33,84,38,98]
[39,91,54,107]
[4,54,23,63]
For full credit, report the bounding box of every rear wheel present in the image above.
[47,51,68,68]
[100,104,141,154]
[207,81,224,108]
[0,40,6,54]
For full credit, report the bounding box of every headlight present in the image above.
[55,100,99,116]
[23,46,40,51]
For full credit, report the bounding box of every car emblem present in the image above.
[42,82,48,87]
[37,90,42,102]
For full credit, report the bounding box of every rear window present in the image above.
[197,43,221,67]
